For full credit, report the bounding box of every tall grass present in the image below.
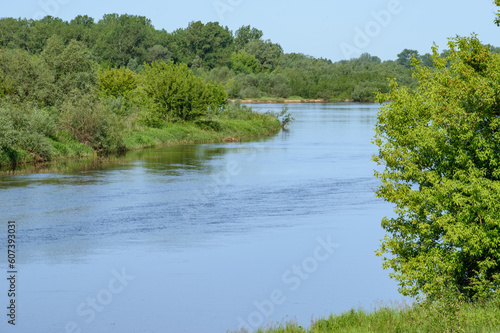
[238,297,500,333]
[124,103,281,150]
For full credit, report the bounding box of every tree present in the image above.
[139,61,227,123]
[0,48,56,105]
[67,15,96,46]
[98,67,138,97]
[244,39,283,72]
[26,16,67,53]
[494,0,500,25]
[396,49,420,68]
[41,36,99,99]
[171,21,233,69]
[93,14,155,67]
[420,53,434,67]
[230,50,260,74]
[373,35,500,301]
[234,25,263,51]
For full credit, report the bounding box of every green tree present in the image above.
[67,15,96,46]
[245,39,283,72]
[0,48,56,105]
[494,0,500,25]
[41,36,99,100]
[93,14,155,67]
[171,21,233,69]
[373,35,500,301]
[230,50,260,74]
[234,25,263,51]
[396,49,420,68]
[60,93,125,155]
[145,44,172,63]
[98,67,138,97]
[0,18,30,50]
[140,61,227,123]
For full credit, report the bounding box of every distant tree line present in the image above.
[2,14,500,165]
[3,14,493,103]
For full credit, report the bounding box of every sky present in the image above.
[2,0,500,61]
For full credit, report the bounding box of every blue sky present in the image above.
[2,0,499,61]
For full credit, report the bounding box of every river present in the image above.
[0,103,404,333]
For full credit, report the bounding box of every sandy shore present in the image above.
[229,99,335,104]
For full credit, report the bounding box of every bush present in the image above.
[194,119,222,132]
[139,60,227,124]
[0,103,57,162]
[241,86,263,99]
[60,94,125,155]
[98,67,138,97]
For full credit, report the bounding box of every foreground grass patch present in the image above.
[239,297,500,333]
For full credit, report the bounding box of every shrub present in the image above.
[0,103,57,162]
[60,94,126,155]
[98,67,138,97]
[139,60,227,124]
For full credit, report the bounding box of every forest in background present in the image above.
[2,13,499,168]
[0,13,461,102]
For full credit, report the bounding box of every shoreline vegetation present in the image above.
[234,296,500,333]
[0,105,282,173]
[4,12,500,332]
[231,98,332,104]
[3,13,495,171]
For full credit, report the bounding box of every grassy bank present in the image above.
[124,116,281,150]
[238,297,500,333]
[0,104,281,171]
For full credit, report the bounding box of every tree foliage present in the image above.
[234,25,263,51]
[98,67,138,97]
[230,50,260,74]
[373,35,500,301]
[0,14,434,102]
[140,61,227,124]
[171,21,233,69]
[93,14,155,68]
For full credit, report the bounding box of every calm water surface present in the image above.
[0,103,403,333]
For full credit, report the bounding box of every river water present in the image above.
[0,103,403,333]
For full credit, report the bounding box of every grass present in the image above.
[123,116,281,150]
[0,105,281,172]
[233,297,500,333]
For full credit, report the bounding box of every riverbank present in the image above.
[0,113,281,173]
[123,116,281,150]
[231,98,354,104]
[238,296,500,333]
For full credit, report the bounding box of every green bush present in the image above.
[139,60,227,124]
[98,66,138,97]
[0,103,57,163]
[194,119,222,132]
[60,94,126,155]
